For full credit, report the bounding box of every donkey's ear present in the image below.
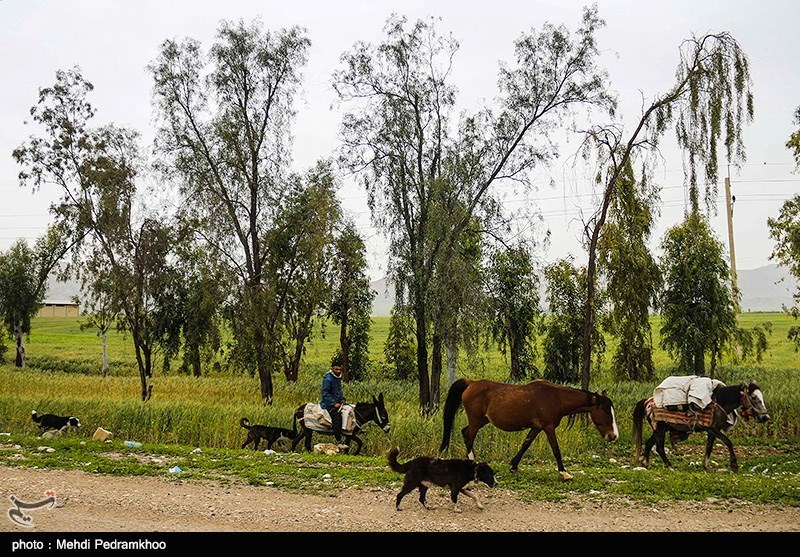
[372,395,378,404]
[379,392,384,402]
[601,389,608,397]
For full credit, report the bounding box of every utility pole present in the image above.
[724,170,738,305]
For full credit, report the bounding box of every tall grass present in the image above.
[1,312,798,463]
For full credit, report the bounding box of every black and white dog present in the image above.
[240,418,296,451]
[31,410,81,431]
[387,447,496,512]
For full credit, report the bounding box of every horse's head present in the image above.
[740,381,770,424]
[589,390,619,443]
[371,393,391,433]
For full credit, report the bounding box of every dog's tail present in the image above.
[31,410,41,423]
[240,417,251,430]
[439,378,469,454]
[387,447,412,474]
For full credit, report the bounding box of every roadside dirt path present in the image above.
[2,465,798,533]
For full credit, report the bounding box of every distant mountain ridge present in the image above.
[368,263,798,316]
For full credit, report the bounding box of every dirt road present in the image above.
[1,465,798,533]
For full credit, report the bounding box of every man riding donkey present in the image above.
[320,356,348,450]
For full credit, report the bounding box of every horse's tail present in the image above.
[387,447,412,474]
[439,378,469,454]
[240,417,250,430]
[632,399,647,458]
[292,411,298,435]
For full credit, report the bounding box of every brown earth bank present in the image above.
[1,465,799,535]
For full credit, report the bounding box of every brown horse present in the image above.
[439,378,619,481]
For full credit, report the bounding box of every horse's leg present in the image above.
[710,430,738,472]
[703,431,717,472]
[304,430,312,452]
[653,422,674,469]
[461,416,489,460]
[509,427,541,472]
[290,428,303,452]
[459,487,484,510]
[642,424,660,466]
[542,426,573,481]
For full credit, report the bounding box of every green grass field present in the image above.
[1,312,799,506]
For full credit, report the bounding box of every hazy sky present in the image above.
[1,0,798,281]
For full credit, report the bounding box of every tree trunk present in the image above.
[580,252,598,391]
[445,337,458,387]
[14,324,25,368]
[414,303,431,414]
[143,346,152,379]
[285,339,304,382]
[101,327,109,377]
[694,345,705,376]
[189,343,202,378]
[340,306,351,383]
[132,336,148,401]
[254,325,273,403]
[430,332,442,411]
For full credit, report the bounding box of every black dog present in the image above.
[240,418,296,451]
[31,410,81,431]
[387,447,496,512]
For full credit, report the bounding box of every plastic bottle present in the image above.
[124,440,142,448]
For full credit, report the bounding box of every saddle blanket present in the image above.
[652,375,725,410]
[303,403,356,433]
[646,397,715,428]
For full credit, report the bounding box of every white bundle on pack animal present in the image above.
[652,375,725,410]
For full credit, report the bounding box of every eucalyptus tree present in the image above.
[149,20,310,402]
[0,224,71,367]
[542,257,605,383]
[13,68,182,400]
[597,161,661,381]
[334,8,612,412]
[766,111,800,348]
[486,242,543,381]
[265,162,341,382]
[431,216,488,390]
[172,238,228,377]
[659,213,737,376]
[577,32,754,389]
[328,221,375,382]
[76,249,121,377]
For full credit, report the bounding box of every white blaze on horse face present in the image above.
[467,450,475,461]
[610,406,619,441]
[383,424,391,433]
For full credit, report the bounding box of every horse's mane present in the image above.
[563,388,605,428]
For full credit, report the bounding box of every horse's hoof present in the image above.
[559,472,574,482]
